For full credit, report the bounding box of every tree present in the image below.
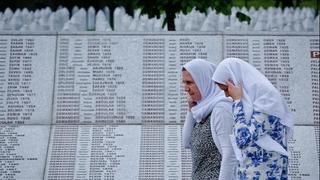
[136,0,234,31]
[274,0,295,8]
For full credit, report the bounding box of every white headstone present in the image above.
[29,19,42,31]
[121,14,133,31]
[304,10,315,32]
[160,14,167,31]
[293,21,304,32]
[184,15,199,31]
[48,12,59,31]
[137,15,148,31]
[103,6,110,23]
[40,7,51,22]
[87,6,96,31]
[62,21,78,31]
[174,15,183,31]
[72,6,79,16]
[95,10,112,31]
[60,8,70,26]
[254,16,267,31]
[21,8,29,23]
[200,12,217,31]
[293,8,301,22]
[269,17,280,31]
[34,10,40,20]
[20,24,30,31]
[314,16,319,32]
[4,7,14,20]
[39,16,49,31]
[134,8,142,19]
[144,17,154,31]
[229,12,239,31]
[153,18,163,31]
[218,13,229,31]
[71,8,87,31]
[184,9,204,31]
[249,7,256,15]
[128,17,139,31]
[10,11,23,30]
[25,11,34,26]
[174,12,187,31]
[240,21,249,31]
[54,9,67,31]
[114,7,125,31]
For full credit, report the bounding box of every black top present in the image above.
[190,114,221,180]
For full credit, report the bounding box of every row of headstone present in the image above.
[0,6,319,32]
[177,6,319,32]
[0,6,167,32]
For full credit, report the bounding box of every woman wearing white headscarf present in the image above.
[212,58,293,179]
[182,59,237,180]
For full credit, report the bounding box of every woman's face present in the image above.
[182,70,201,102]
[216,83,230,97]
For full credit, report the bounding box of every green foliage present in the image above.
[232,0,318,9]
[136,0,235,17]
[135,0,235,30]
[236,12,251,24]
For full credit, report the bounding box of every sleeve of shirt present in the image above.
[211,105,238,180]
[182,111,195,149]
[233,100,273,149]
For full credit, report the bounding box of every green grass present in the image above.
[232,0,318,9]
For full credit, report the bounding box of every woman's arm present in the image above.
[233,100,275,149]
[182,111,195,148]
[211,105,238,180]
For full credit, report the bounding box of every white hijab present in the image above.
[212,58,294,139]
[183,59,231,123]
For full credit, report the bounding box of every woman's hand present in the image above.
[226,80,242,101]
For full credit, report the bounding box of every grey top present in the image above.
[190,114,221,180]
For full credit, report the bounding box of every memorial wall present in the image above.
[0,32,319,180]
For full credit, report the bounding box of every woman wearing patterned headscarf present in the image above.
[212,57,293,179]
[182,59,237,180]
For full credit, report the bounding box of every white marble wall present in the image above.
[0,32,319,180]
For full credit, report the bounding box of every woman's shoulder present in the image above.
[210,101,233,123]
[210,101,234,129]
[212,101,232,113]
